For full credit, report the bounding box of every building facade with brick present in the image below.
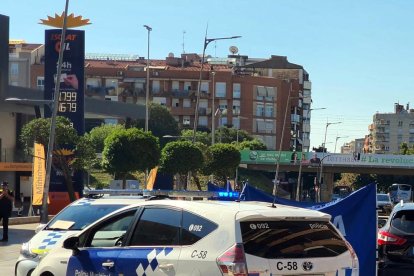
[30,52,312,150]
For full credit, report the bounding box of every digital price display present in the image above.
[58,91,77,112]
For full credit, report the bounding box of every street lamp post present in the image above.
[272,81,292,207]
[295,107,326,201]
[143,24,152,132]
[334,135,349,153]
[323,121,342,152]
[316,154,331,202]
[40,0,70,224]
[316,121,341,202]
[234,116,247,186]
[219,108,227,143]
[192,34,241,143]
[211,71,216,145]
[143,24,152,189]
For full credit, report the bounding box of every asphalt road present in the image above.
[0,223,37,276]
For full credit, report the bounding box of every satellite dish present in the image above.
[229,46,239,54]
[168,52,174,58]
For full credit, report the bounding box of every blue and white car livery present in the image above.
[31,199,359,276]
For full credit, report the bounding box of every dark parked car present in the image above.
[378,215,389,229]
[378,202,414,276]
[377,193,393,215]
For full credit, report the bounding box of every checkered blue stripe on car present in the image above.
[38,232,67,249]
[135,247,173,276]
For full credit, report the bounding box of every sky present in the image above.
[2,0,414,152]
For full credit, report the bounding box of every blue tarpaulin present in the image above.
[208,182,377,276]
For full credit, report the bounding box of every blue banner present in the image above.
[315,183,377,276]
[208,182,377,276]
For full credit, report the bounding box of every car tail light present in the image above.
[217,243,248,276]
[378,230,407,246]
[344,240,358,269]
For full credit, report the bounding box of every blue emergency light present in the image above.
[218,191,239,198]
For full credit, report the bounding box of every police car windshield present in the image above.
[46,204,126,231]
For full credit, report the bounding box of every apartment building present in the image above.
[341,138,365,154]
[368,103,414,153]
[0,40,44,194]
[30,53,312,150]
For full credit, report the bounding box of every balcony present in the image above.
[198,107,207,116]
[172,90,190,98]
[291,114,301,123]
[86,86,106,97]
[233,109,241,116]
[170,107,194,116]
[303,81,312,90]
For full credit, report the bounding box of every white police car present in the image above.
[15,195,148,276]
[31,198,359,276]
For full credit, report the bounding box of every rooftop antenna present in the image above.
[182,30,186,54]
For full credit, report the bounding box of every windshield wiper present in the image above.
[45,227,74,231]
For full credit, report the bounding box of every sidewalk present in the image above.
[0,223,38,276]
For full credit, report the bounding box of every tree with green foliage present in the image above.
[161,140,204,189]
[400,142,414,155]
[179,129,210,145]
[20,117,95,202]
[132,103,179,141]
[236,138,267,150]
[102,128,160,188]
[87,124,125,153]
[215,127,252,144]
[203,143,241,185]
[337,172,377,191]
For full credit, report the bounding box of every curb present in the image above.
[9,216,54,225]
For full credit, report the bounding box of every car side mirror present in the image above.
[63,236,80,255]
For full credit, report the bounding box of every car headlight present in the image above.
[20,242,38,259]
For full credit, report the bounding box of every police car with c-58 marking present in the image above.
[30,190,358,276]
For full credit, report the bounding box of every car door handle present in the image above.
[159,263,174,270]
[102,260,115,269]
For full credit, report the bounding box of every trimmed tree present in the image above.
[204,143,241,185]
[160,140,204,190]
[132,103,179,140]
[236,138,267,150]
[20,116,95,202]
[101,128,160,188]
[87,124,125,153]
[180,129,210,145]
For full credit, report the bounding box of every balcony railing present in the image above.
[172,90,190,97]
[170,107,194,116]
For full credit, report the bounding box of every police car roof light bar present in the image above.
[84,189,240,200]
